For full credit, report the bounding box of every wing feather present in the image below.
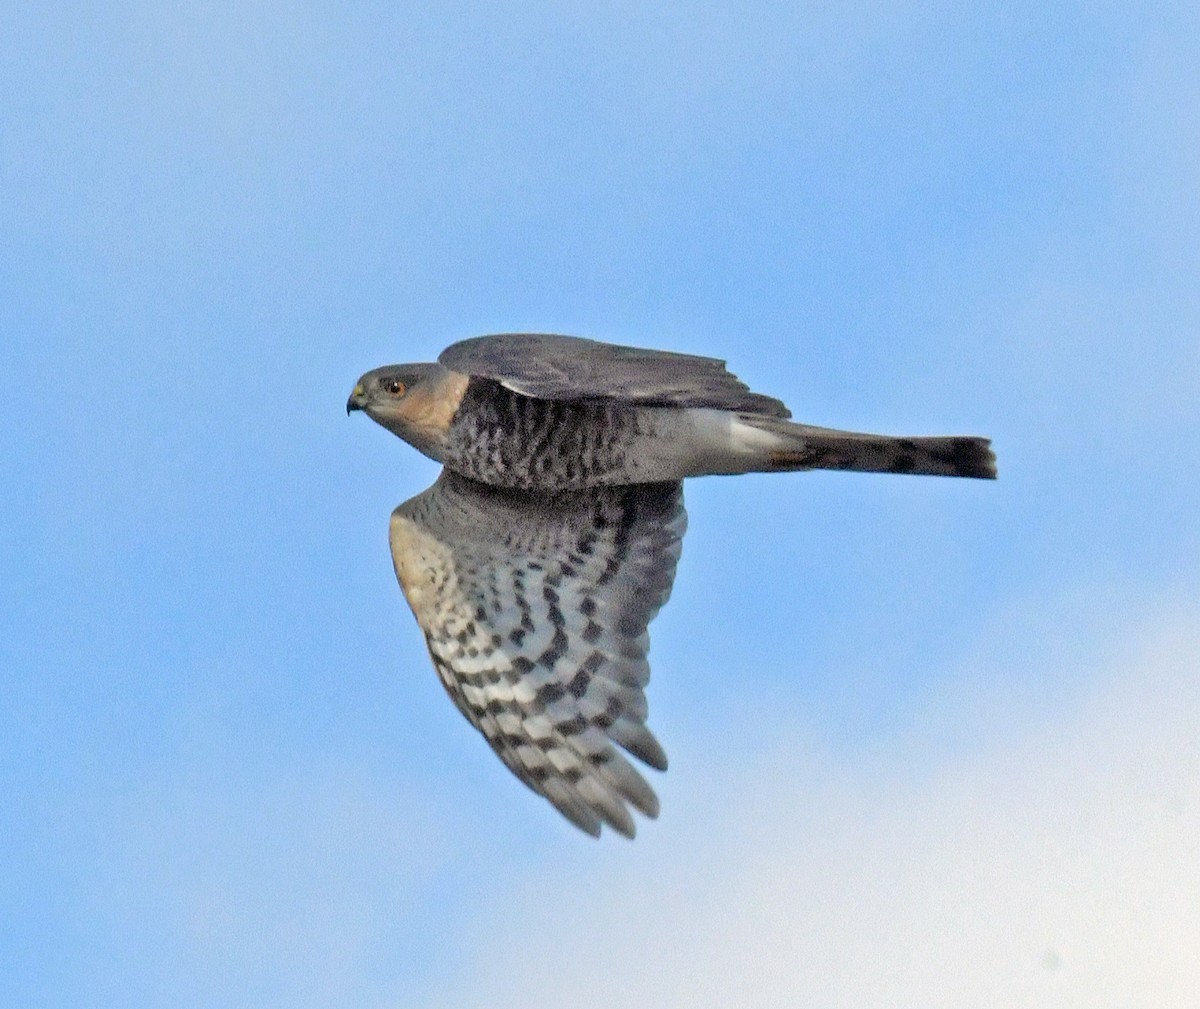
[389,470,686,837]
[439,332,791,417]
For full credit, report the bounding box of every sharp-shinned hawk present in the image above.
[347,333,995,837]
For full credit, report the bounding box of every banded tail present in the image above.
[735,416,997,479]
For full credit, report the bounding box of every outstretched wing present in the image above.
[439,332,791,417]
[389,470,687,838]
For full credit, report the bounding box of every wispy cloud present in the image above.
[440,594,1200,1009]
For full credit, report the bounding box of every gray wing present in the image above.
[388,470,687,838]
[439,332,791,417]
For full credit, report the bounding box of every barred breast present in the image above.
[442,381,647,490]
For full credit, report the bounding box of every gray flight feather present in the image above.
[439,332,791,417]
[389,470,686,838]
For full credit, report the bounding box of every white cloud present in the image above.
[442,597,1200,1009]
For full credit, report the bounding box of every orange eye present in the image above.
[383,378,406,396]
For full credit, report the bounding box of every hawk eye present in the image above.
[383,378,407,396]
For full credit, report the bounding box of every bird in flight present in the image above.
[348,333,995,838]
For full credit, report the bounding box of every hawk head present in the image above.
[347,362,469,462]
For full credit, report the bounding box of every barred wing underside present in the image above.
[389,471,686,837]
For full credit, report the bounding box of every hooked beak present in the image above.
[346,383,365,416]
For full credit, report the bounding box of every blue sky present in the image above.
[2,3,1197,1006]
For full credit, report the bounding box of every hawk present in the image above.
[347,333,995,837]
